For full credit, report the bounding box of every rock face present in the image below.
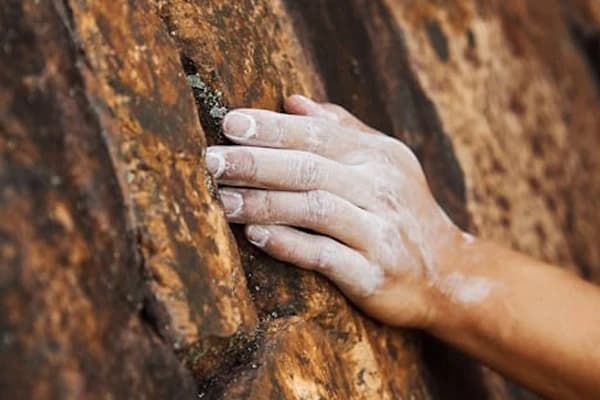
[1,0,599,399]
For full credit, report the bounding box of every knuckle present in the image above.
[377,137,416,164]
[280,234,299,259]
[290,155,321,187]
[304,190,335,224]
[313,242,335,271]
[261,190,276,220]
[227,149,258,180]
[372,221,401,266]
[238,190,264,220]
[303,118,323,153]
[372,178,402,210]
[273,113,288,143]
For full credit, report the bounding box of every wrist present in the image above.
[424,227,486,333]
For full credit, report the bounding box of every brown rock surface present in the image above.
[1,0,599,399]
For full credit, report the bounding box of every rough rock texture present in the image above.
[1,0,599,399]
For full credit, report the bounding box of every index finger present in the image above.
[221,109,375,161]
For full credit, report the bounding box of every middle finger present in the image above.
[207,146,371,208]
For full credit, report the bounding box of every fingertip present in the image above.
[284,94,316,115]
[219,188,244,218]
[222,110,257,140]
[287,95,340,122]
[246,224,270,248]
[205,148,225,178]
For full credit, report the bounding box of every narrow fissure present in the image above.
[152,6,273,395]
[180,54,231,146]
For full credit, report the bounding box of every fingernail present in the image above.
[220,190,243,217]
[206,149,225,178]
[293,94,316,106]
[247,225,270,247]
[223,111,256,139]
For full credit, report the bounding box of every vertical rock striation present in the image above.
[1,0,599,399]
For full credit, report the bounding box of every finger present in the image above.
[284,94,382,135]
[283,94,340,121]
[221,108,373,161]
[320,103,382,135]
[245,224,383,297]
[219,188,376,250]
[206,146,371,208]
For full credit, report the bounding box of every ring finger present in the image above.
[219,188,377,250]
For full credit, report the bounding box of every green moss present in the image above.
[186,74,227,119]
[186,73,229,145]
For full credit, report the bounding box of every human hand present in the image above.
[206,95,465,328]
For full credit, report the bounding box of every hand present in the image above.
[206,95,464,328]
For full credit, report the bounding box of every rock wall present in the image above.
[1,1,599,399]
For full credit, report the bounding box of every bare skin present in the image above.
[205,95,600,400]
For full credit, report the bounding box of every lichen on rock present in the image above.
[185,72,229,144]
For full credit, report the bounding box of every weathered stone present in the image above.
[0,1,195,398]
[62,0,258,352]
[2,0,600,399]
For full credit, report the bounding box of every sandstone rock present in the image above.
[1,1,599,399]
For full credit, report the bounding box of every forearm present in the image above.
[429,238,600,399]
